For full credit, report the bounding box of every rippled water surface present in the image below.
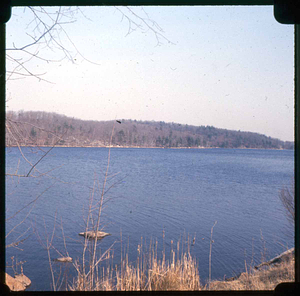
[5,147,294,290]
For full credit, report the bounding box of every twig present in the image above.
[208,221,217,289]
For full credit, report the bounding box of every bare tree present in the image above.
[6,6,171,83]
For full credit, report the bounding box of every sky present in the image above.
[6,5,294,141]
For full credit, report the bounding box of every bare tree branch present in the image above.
[115,6,174,47]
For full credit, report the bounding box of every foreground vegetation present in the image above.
[68,241,294,291]
[6,110,294,149]
[70,239,201,291]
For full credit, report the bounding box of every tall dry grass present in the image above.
[70,237,201,291]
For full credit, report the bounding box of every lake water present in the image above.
[5,147,294,290]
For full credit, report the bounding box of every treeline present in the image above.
[6,111,294,149]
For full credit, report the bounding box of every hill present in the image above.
[5,111,294,149]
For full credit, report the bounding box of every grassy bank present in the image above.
[209,255,294,290]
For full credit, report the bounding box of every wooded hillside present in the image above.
[6,111,294,149]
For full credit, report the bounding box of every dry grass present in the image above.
[70,238,201,291]
[209,255,294,291]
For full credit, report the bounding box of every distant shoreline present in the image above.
[5,145,294,151]
[6,111,294,150]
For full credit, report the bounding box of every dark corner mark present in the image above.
[275,282,300,296]
[274,0,300,24]
[0,0,11,24]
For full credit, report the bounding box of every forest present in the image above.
[6,110,294,149]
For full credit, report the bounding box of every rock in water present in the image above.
[54,256,72,263]
[14,274,31,287]
[79,231,110,239]
[5,273,31,291]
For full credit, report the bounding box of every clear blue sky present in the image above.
[6,5,294,141]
